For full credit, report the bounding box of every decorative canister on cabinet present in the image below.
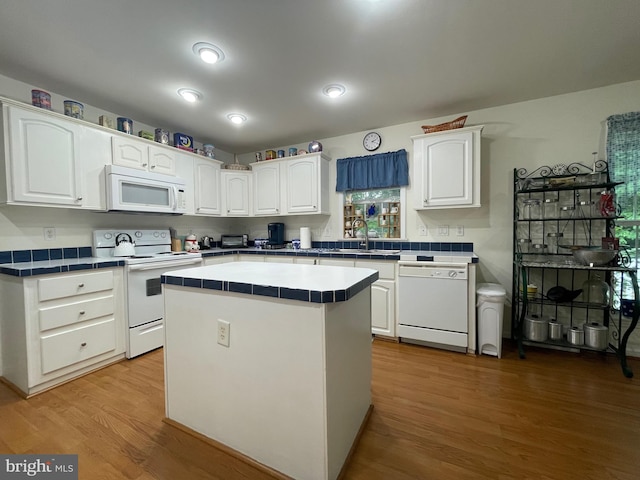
[64,100,84,119]
[117,117,133,134]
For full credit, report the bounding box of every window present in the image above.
[343,188,404,239]
[607,112,640,270]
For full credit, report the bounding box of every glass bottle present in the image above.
[581,274,610,306]
[543,198,559,219]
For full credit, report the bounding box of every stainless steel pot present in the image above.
[524,315,548,342]
[548,320,563,341]
[567,327,584,346]
[583,322,609,350]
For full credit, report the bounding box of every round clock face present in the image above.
[363,132,381,151]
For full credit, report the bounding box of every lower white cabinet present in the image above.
[0,269,126,396]
[203,255,236,266]
[355,260,397,337]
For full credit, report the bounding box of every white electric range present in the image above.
[93,229,203,358]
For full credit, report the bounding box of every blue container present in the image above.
[174,132,194,151]
[117,117,133,134]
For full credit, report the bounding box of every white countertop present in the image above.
[165,261,378,291]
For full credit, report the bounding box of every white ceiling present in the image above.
[1,0,639,154]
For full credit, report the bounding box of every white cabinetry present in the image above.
[249,153,330,216]
[355,260,397,337]
[112,135,176,176]
[203,255,235,266]
[253,162,281,215]
[221,170,252,216]
[0,101,110,209]
[285,154,330,214]
[412,125,483,209]
[0,269,126,396]
[194,157,222,216]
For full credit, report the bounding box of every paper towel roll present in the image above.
[300,227,311,249]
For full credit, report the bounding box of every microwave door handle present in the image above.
[171,185,178,210]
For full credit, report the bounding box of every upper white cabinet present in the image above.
[112,135,176,176]
[221,170,252,216]
[250,152,330,216]
[0,101,110,209]
[253,161,281,215]
[194,157,222,216]
[412,125,483,209]
[285,154,330,214]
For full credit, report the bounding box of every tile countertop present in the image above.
[162,262,380,304]
[0,257,125,277]
[200,247,479,263]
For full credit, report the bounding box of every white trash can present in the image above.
[476,283,507,358]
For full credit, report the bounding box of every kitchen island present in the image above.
[161,262,378,480]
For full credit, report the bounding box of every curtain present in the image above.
[606,112,640,220]
[336,149,409,192]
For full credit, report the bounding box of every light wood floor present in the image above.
[1,340,639,479]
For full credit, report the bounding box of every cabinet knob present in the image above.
[142,163,148,167]
[80,342,87,347]
[150,165,156,169]
[78,283,85,288]
[79,310,86,315]
[76,196,83,201]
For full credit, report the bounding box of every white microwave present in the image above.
[105,165,187,214]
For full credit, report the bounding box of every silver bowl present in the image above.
[572,248,618,266]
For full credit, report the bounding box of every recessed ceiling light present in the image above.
[192,42,225,64]
[227,113,247,125]
[322,84,346,98]
[177,88,201,103]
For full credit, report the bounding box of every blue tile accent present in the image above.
[32,249,50,261]
[310,290,334,303]
[334,290,346,302]
[32,267,62,275]
[253,284,279,298]
[463,243,474,252]
[0,251,11,264]
[79,246,93,258]
[68,264,93,271]
[164,276,183,286]
[12,250,31,263]
[49,248,63,260]
[61,265,69,272]
[228,282,252,294]
[203,279,223,290]
[472,257,479,263]
[452,243,462,252]
[280,287,310,302]
[98,261,121,268]
[184,277,203,288]
[0,267,20,276]
[63,247,78,259]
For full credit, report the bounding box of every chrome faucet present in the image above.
[351,218,369,251]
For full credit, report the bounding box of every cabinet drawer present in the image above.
[40,318,117,374]
[38,270,114,301]
[354,260,396,280]
[39,295,115,332]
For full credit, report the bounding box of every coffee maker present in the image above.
[267,222,285,248]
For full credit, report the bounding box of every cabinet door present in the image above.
[253,162,281,215]
[148,144,176,175]
[414,126,481,209]
[222,171,251,216]
[6,106,83,206]
[111,136,149,171]
[194,158,221,215]
[286,157,319,213]
[370,279,396,337]
[77,125,111,209]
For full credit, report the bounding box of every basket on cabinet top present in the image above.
[421,115,467,134]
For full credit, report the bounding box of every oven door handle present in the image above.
[128,258,202,271]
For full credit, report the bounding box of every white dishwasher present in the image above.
[397,261,469,352]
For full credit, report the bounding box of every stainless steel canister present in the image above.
[548,320,563,340]
[524,315,548,342]
[583,322,609,350]
[567,327,584,346]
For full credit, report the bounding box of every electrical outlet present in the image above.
[456,225,464,236]
[437,225,449,236]
[418,225,427,236]
[43,227,56,241]
[217,319,230,347]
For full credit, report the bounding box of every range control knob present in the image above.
[449,270,458,278]
[103,232,112,240]
[135,231,143,238]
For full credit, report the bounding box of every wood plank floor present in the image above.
[1,340,639,479]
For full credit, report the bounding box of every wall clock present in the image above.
[363,131,382,151]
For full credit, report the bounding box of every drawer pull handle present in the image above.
[80,342,87,347]
[79,310,86,315]
[78,283,85,288]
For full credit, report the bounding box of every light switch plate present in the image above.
[217,319,230,347]
[437,225,449,236]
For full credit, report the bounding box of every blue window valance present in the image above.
[336,149,409,192]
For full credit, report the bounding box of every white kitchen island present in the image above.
[161,262,378,480]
